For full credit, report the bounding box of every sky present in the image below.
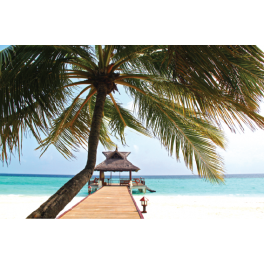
[1,45,264,176]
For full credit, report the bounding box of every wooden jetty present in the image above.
[89,179,148,193]
[57,148,153,219]
[57,186,143,219]
[88,147,155,193]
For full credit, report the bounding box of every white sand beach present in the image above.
[1,194,264,219]
[0,195,84,219]
[133,195,264,219]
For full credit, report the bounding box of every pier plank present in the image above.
[58,186,141,219]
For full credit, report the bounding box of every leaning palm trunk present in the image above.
[27,83,108,218]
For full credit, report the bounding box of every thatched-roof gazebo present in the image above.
[94,147,140,185]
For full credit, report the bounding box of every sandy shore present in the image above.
[1,194,264,219]
[133,195,264,219]
[0,195,84,219]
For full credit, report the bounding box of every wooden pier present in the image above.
[57,186,143,219]
[89,181,147,193]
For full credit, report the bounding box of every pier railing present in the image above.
[88,177,145,186]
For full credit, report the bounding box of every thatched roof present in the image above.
[94,148,140,172]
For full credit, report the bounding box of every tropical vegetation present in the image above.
[1,45,264,218]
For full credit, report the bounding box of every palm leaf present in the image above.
[126,86,225,182]
[37,96,115,159]
[0,45,16,74]
[104,95,151,144]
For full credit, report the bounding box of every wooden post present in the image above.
[129,171,132,181]
[100,171,105,186]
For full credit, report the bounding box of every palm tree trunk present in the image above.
[27,83,108,219]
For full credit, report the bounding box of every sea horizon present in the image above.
[1,172,264,178]
[1,173,264,197]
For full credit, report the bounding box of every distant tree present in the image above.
[1,45,264,218]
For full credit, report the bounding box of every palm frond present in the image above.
[125,86,225,182]
[37,93,151,158]
[37,97,115,159]
[110,45,155,73]
[0,45,16,74]
[0,102,51,164]
[104,95,151,144]
[0,45,80,163]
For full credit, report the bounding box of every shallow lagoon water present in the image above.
[1,174,264,197]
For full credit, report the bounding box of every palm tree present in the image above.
[1,45,264,218]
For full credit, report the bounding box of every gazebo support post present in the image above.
[100,171,105,186]
[129,171,132,181]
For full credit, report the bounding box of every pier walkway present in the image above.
[57,186,143,219]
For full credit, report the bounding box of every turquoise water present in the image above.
[1,174,264,197]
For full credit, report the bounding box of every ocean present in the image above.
[1,173,264,197]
